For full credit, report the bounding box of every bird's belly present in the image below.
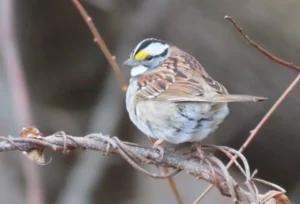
[133,101,229,144]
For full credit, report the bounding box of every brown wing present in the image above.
[135,46,267,103]
[202,75,228,94]
[135,47,213,102]
[178,47,228,95]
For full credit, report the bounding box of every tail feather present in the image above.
[211,94,268,103]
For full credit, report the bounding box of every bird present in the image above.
[124,38,266,154]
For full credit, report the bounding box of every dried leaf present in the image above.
[261,191,291,204]
[20,126,45,164]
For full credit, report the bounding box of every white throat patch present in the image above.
[131,65,148,77]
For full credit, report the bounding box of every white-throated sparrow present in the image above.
[124,38,266,148]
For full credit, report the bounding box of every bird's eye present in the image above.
[145,56,153,61]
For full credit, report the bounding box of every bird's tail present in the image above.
[211,94,267,103]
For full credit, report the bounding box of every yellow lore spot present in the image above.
[135,50,149,60]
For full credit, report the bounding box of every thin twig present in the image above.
[224,16,300,72]
[113,136,181,179]
[208,156,238,203]
[164,167,183,204]
[149,138,183,204]
[72,0,128,91]
[193,16,300,203]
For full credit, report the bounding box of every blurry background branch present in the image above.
[0,132,291,204]
[0,1,43,204]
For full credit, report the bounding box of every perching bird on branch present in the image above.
[124,38,266,151]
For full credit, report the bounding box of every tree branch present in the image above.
[0,131,290,204]
[72,0,128,91]
[224,16,300,72]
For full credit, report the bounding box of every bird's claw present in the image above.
[153,145,165,162]
[152,139,165,162]
[194,142,204,160]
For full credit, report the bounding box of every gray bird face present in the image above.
[123,38,170,78]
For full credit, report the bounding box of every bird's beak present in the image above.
[123,58,139,67]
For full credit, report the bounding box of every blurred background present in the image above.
[0,0,299,203]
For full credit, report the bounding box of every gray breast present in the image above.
[135,100,229,144]
[126,79,229,144]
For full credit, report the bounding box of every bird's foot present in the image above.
[152,139,165,162]
[194,141,204,160]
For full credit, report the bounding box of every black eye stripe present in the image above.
[159,48,168,57]
[145,56,153,60]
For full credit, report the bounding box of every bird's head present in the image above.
[123,38,170,78]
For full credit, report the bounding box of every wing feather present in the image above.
[135,46,266,103]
